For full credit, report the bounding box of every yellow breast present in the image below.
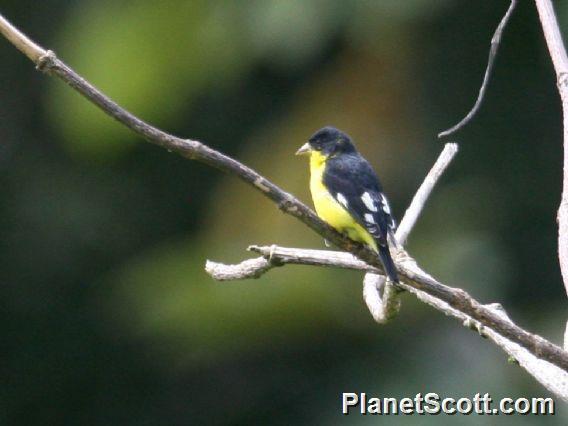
[309,151,377,250]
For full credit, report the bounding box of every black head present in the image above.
[308,126,357,156]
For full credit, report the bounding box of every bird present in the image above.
[296,126,398,282]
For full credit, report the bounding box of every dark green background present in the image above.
[1,0,566,424]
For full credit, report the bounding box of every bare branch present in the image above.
[0,14,45,63]
[210,245,568,400]
[33,53,388,275]
[363,273,402,324]
[535,0,568,300]
[438,0,517,138]
[535,0,568,351]
[224,244,568,380]
[396,142,458,246]
[365,142,458,324]
[535,0,568,76]
[205,257,274,281]
[248,245,370,270]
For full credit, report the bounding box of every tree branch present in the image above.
[363,273,401,324]
[396,142,458,246]
[0,14,44,63]
[207,245,568,400]
[438,0,517,138]
[209,241,568,380]
[535,0,568,349]
[363,142,457,324]
[535,0,568,295]
[2,11,568,393]
[206,246,374,280]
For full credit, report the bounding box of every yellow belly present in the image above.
[309,152,377,250]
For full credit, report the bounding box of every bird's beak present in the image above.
[295,142,311,156]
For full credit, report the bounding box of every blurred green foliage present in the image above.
[1,0,567,424]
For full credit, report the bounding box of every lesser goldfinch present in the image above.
[296,127,398,282]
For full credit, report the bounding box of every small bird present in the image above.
[296,126,398,282]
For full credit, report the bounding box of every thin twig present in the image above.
[396,142,458,246]
[0,14,44,62]
[2,12,568,382]
[438,0,517,138]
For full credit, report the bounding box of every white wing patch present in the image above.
[364,213,376,224]
[361,192,377,212]
[380,195,391,214]
[336,193,349,208]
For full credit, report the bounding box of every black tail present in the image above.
[378,244,398,283]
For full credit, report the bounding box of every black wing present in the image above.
[323,153,396,245]
[323,153,398,282]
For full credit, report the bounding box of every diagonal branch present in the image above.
[0,13,44,62]
[364,142,458,323]
[396,142,458,246]
[438,0,517,138]
[207,245,568,400]
[2,12,568,382]
[208,240,568,378]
